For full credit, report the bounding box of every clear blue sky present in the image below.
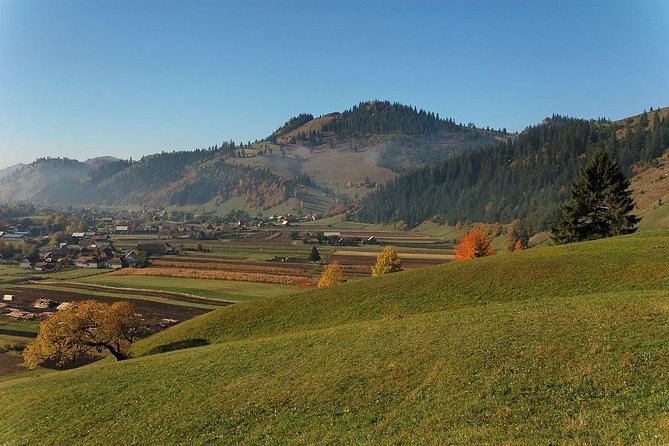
[1,0,668,168]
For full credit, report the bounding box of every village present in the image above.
[0,205,390,273]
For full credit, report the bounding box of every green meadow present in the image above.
[2,231,669,444]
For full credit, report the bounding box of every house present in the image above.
[115,225,129,233]
[75,256,105,268]
[19,259,33,269]
[136,242,177,256]
[106,257,123,269]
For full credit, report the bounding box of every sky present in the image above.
[0,0,668,169]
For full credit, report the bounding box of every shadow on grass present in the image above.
[147,338,210,355]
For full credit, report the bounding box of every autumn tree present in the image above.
[317,261,344,288]
[454,227,496,260]
[23,300,145,369]
[504,219,529,252]
[552,151,640,244]
[308,246,321,262]
[371,246,402,276]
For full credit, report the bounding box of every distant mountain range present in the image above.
[1,101,667,229]
[0,101,500,214]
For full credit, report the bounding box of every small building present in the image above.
[115,225,129,233]
[364,236,378,245]
[106,257,123,269]
[136,242,177,256]
[75,256,105,268]
[19,259,33,269]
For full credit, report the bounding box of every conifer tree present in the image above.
[551,151,639,244]
[308,246,321,262]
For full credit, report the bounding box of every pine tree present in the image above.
[308,246,321,262]
[551,151,639,244]
[371,246,402,276]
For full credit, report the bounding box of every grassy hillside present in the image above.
[3,232,669,444]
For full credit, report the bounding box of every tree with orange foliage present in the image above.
[454,227,496,260]
[317,261,344,288]
[514,239,524,251]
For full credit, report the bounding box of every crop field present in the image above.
[110,226,454,285]
[0,316,37,377]
[0,226,453,379]
[76,274,296,301]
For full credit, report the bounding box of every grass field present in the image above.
[2,231,669,444]
[76,274,296,301]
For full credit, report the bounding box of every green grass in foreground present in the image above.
[3,231,669,444]
[76,274,296,302]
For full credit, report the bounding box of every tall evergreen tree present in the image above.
[551,151,639,244]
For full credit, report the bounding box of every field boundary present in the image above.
[31,281,237,305]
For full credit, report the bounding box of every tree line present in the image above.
[357,110,669,232]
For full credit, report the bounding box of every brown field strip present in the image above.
[35,281,231,306]
[152,259,311,275]
[109,267,311,285]
[332,250,454,260]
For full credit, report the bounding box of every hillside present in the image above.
[0,101,501,210]
[3,232,669,444]
[235,101,503,193]
[0,148,326,213]
[0,164,26,180]
[358,107,669,231]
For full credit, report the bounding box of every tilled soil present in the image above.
[2,286,215,332]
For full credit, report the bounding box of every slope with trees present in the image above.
[358,108,669,232]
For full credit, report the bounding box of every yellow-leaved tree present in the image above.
[23,300,145,369]
[371,246,402,276]
[317,261,344,288]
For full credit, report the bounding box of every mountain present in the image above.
[0,158,90,202]
[0,101,501,213]
[3,231,669,443]
[0,163,25,180]
[357,107,669,232]
[233,101,503,192]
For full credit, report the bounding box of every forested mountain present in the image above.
[0,144,306,210]
[267,101,503,172]
[2,102,667,224]
[357,108,669,231]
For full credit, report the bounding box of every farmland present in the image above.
[0,223,455,378]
